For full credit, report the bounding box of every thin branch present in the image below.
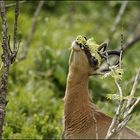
[0,1,10,138]
[26,0,45,47]
[125,97,140,119]
[115,97,140,137]
[11,0,19,64]
[126,68,140,108]
[105,98,124,139]
[119,31,124,68]
[127,73,140,86]
[0,0,20,138]
[120,32,140,54]
[106,68,140,139]
[104,43,140,138]
[19,0,45,60]
[117,22,140,54]
[13,0,19,51]
[107,1,128,44]
[5,0,25,8]
[101,28,140,72]
[105,51,124,139]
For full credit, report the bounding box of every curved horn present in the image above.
[102,50,120,56]
[98,42,108,51]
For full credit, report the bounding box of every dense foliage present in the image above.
[0,1,140,139]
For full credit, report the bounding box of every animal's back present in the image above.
[63,110,140,139]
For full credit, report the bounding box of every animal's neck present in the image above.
[64,68,96,132]
[64,70,90,107]
[65,73,88,109]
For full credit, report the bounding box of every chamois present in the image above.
[62,36,140,139]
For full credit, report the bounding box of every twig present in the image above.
[120,32,140,54]
[119,31,124,68]
[125,97,140,119]
[105,68,140,139]
[107,1,128,44]
[13,0,19,51]
[126,68,140,108]
[5,0,25,8]
[0,1,10,138]
[105,51,124,139]
[101,28,140,72]
[19,0,45,60]
[104,39,140,138]
[11,0,19,64]
[101,32,140,72]
[115,97,140,136]
[117,22,140,54]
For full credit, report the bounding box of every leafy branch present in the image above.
[104,46,140,139]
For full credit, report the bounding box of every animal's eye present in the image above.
[90,56,98,66]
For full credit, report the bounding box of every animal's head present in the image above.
[69,35,120,76]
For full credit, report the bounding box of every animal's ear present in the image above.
[98,42,108,52]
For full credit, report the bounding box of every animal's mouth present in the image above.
[72,41,81,51]
[71,39,99,68]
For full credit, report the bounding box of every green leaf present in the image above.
[110,68,124,80]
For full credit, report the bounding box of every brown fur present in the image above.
[63,44,140,139]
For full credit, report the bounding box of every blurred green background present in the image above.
[0,1,140,139]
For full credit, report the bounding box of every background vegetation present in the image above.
[0,1,140,139]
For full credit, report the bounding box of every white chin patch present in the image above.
[71,41,81,51]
